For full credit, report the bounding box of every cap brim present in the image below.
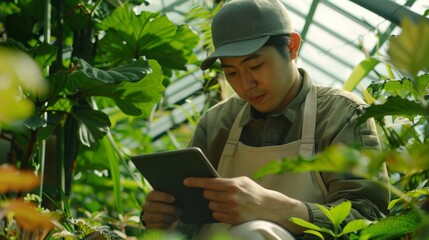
[200,36,270,70]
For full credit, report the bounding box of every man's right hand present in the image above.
[141,191,182,230]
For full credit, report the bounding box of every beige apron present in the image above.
[194,86,328,239]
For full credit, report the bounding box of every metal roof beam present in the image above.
[350,0,428,26]
[300,0,321,44]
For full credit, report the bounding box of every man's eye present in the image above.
[226,72,237,76]
[250,62,264,70]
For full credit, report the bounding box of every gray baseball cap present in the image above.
[200,0,294,70]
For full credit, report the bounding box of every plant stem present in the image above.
[39,0,51,203]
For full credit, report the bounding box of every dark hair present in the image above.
[263,34,290,58]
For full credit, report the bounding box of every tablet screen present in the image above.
[131,147,219,224]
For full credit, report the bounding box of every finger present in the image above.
[212,211,241,225]
[143,212,178,229]
[203,189,237,202]
[142,201,182,216]
[144,211,178,224]
[184,177,233,190]
[145,222,175,230]
[208,200,236,214]
[146,191,175,203]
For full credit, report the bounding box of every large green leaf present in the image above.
[73,107,111,147]
[74,58,152,85]
[67,58,164,117]
[88,59,165,117]
[97,5,198,70]
[357,96,428,124]
[344,57,380,92]
[144,24,200,68]
[66,57,156,114]
[97,7,174,62]
[388,17,429,76]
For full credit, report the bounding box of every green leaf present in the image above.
[367,79,416,99]
[73,107,111,147]
[75,58,151,85]
[253,161,282,180]
[101,136,123,212]
[0,2,20,15]
[46,98,73,113]
[144,25,200,69]
[108,59,165,118]
[71,59,164,117]
[367,75,429,100]
[46,70,68,101]
[344,57,380,91]
[255,144,386,180]
[289,217,322,231]
[330,201,352,228]
[37,124,56,142]
[112,97,142,116]
[23,115,47,131]
[360,211,421,239]
[385,143,429,178]
[388,188,429,210]
[316,204,334,224]
[31,42,57,69]
[416,73,429,96]
[98,7,174,63]
[357,96,428,125]
[303,229,325,240]
[388,17,429,76]
[339,219,370,236]
[97,5,198,70]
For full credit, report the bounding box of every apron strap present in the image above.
[222,105,247,157]
[299,86,317,156]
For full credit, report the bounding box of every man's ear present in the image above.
[288,32,301,60]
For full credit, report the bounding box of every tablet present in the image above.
[130,147,219,224]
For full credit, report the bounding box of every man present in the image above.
[141,0,389,239]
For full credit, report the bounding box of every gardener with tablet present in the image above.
[140,0,389,239]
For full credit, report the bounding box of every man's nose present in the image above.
[240,71,258,90]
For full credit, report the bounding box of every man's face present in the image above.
[220,46,300,113]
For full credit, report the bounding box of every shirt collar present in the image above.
[239,68,314,127]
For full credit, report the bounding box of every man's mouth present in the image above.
[247,93,266,103]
